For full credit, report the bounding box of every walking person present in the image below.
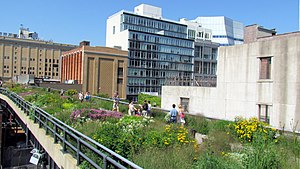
[178,105,185,127]
[169,104,178,123]
[78,92,84,103]
[112,94,120,112]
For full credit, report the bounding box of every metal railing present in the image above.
[0,88,142,169]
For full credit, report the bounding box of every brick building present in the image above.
[61,42,128,98]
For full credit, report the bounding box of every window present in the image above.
[113,26,115,34]
[259,57,272,79]
[117,78,123,84]
[258,104,271,124]
[118,67,123,77]
[180,97,189,112]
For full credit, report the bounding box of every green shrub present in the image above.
[185,114,209,134]
[193,151,242,169]
[137,93,161,107]
[242,143,281,169]
[65,89,77,96]
[210,120,232,132]
[62,102,75,110]
[228,117,277,143]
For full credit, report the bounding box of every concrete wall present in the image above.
[162,32,300,132]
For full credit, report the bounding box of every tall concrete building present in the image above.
[0,29,76,81]
[61,42,128,98]
[193,16,244,46]
[106,4,194,101]
[162,28,300,132]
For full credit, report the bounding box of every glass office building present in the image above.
[193,16,244,46]
[179,19,219,87]
[106,4,194,101]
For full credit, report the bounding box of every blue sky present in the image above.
[0,0,298,46]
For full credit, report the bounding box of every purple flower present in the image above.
[70,108,123,122]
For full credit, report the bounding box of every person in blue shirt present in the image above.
[169,104,178,123]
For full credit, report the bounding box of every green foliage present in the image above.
[91,116,153,157]
[193,151,242,169]
[79,161,91,169]
[8,84,23,93]
[228,117,277,143]
[143,124,195,148]
[137,93,161,107]
[62,102,75,110]
[65,89,77,96]
[133,146,195,169]
[7,85,300,168]
[185,114,209,134]
[242,143,281,169]
[54,110,72,124]
[210,120,232,132]
[29,108,35,120]
[94,93,110,98]
[32,92,62,107]
[24,94,39,102]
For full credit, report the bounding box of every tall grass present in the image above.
[133,146,195,169]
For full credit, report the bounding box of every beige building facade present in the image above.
[162,31,300,132]
[61,43,128,98]
[0,36,76,80]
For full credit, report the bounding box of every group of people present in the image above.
[128,100,152,117]
[169,104,185,126]
[78,91,91,102]
[75,90,183,126]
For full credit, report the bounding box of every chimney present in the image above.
[80,41,90,46]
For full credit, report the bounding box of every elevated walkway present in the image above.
[0,88,142,169]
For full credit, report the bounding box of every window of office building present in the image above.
[212,48,218,60]
[194,62,200,73]
[258,104,271,124]
[259,57,272,79]
[211,63,217,75]
[113,26,116,34]
[197,32,203,38]
[194,46,200,57]
[188,29,195,39]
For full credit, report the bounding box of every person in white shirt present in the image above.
[147,101,152,117]
[128,101,137,115]
[78,92,83,102]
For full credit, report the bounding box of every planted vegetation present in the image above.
[5,84,300,169]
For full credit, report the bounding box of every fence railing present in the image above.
[0,88,142,169]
